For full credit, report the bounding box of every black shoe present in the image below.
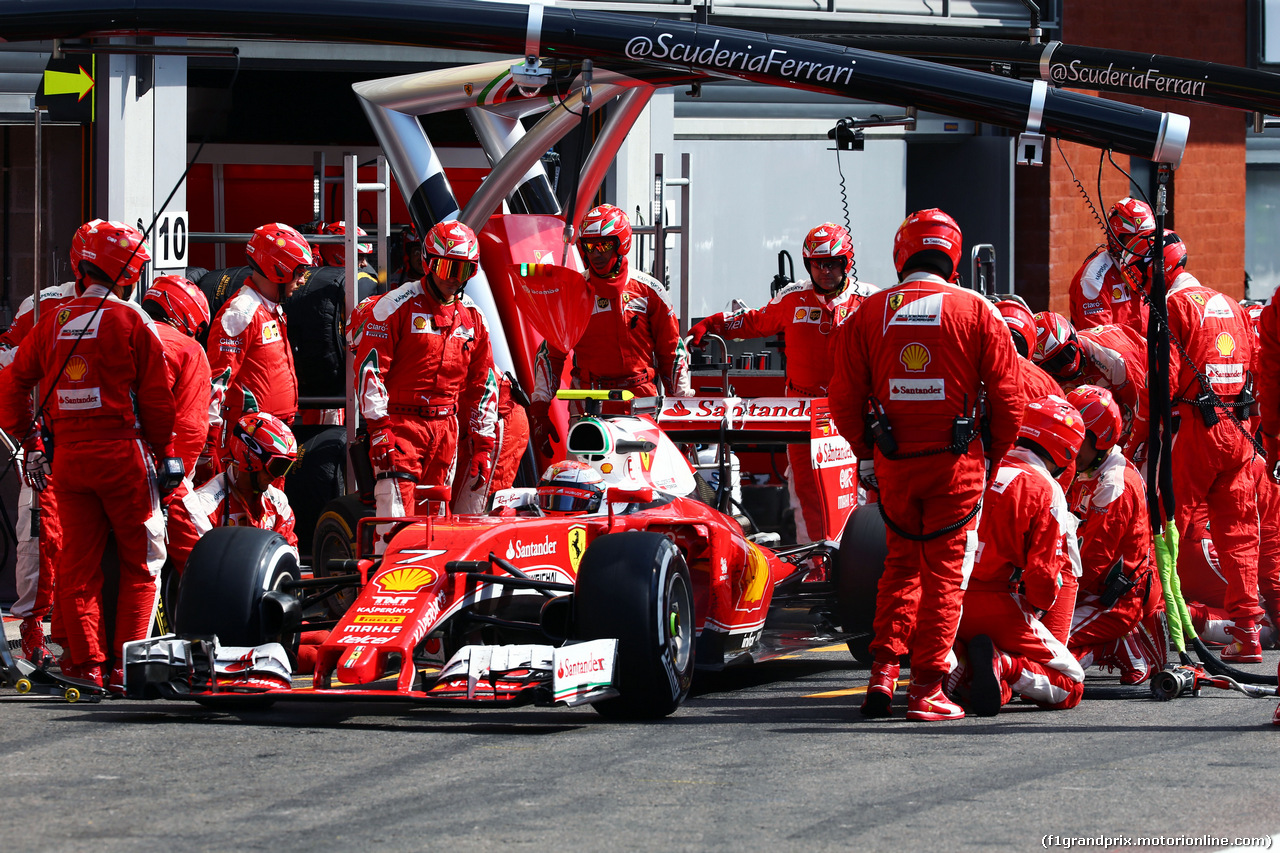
[967,635,1004,718]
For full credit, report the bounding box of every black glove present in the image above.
[157,457,186,498]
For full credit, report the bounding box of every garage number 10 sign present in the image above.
[152,211,189,270]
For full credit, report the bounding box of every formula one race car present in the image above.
[120,389,871,719]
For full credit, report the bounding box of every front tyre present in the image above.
[174,527,300,652]
[573,532,695,720]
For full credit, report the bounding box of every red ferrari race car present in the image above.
[116,388,873,719]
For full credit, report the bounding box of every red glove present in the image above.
[1263,433,1280,485]
[688,313,723,347]
[368,423,396,469]
[529,401,560,457]
[467,436,495,490]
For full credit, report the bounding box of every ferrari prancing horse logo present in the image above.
[888,293,904,311]
[568,526,587,573]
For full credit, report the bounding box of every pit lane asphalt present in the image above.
[1,646,1277,853]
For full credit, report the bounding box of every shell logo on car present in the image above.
[375,566,438,593]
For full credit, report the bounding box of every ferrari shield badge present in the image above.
[567,526,587,573]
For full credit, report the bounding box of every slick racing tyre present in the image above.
[835,504,888,664]
[175,527,301,651]
[284,425,348,560]
[311,494,375,618]
[573,532,694,720]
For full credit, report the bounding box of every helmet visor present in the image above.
[537,486,600,514]
[1041,341,1082,378]
[579,238,619,255]
[265,455,296,479]
[431,258,478,282]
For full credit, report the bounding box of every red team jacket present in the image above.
[0,285,175,451]
[710,278,875,395]
[1164,273,1253,405]
[154,322,212,475]
[830,272,1023,461]
[1068,450,1154,595]
[354,280,498,439]
[533,268,691,401]
[167,473,297,574]
[971,448,1072,612]
[208,284,298,431]
[1070,247,1148,335]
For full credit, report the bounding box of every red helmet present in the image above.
[423,220,480,283]
[1121,229,1186,288]
[346,293,381,354]
[892,208,962,281]
[803,223,853,273]
[537,460,605,515]
[995,299,1036,358]
[229,412,299,482]
[1065,384,1123,452]
[320,221,372,267]
[143,275,211,339]
[245,223,315,285]
[1031,312,1083,379]
[1106,197,1156,255]
[70,219,151,290]
[578,204,633,256]
[1018,394,1086,470]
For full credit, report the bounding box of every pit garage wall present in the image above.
[1018,0,1248,314]
[96,37,189,280]
[610,83,906,323]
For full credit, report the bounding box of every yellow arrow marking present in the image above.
[806,678,909,699]
[44,66,95,101]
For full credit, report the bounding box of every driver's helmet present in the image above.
[537,460,606,515]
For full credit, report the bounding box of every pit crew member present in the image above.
[530,205,691,454]
[1032,313,1149,463]
[166,413,299,575]
[142,275,212,479]
[1064,385,1165,684]
[829,208,1024,722]
[207,222,314,466]
[0,219,178,691]
[688,222,876,542]
[0,281,73,666]
[953,395,1086,716]
[1130,230,1263,662]
[1069,197,1154,335]
[354,220,498,521]
[996,298,1063,403]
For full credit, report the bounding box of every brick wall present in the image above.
[1033,1,1249,306]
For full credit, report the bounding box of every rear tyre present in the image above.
[573,532,694,720]
[835,504,888,664]
[311,494,375,618]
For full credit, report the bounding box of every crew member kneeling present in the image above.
[167,413,299,575]
[953,396,1087,716]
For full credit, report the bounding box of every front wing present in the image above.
[122,635,619,709]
